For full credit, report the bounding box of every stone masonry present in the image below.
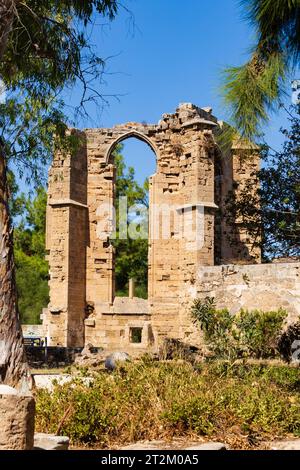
[40,103,299,354]
[0,385,35,450]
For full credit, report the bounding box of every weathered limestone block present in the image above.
[0,385,35,450]
[34,433,69,450]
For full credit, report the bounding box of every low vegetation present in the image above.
[191,297,287,360]
[35,360,300,449]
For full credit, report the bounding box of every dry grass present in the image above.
[35,359,300,450]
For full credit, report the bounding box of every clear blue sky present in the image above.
[21,0,298,189]
[65,0,296,185]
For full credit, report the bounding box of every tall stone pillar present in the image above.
[44,131,88,347]
[149,104,219,344]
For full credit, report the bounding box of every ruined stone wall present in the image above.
[43,103,262,351]
[178,262,300,348]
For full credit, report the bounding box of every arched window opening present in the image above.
[110,137,156,299]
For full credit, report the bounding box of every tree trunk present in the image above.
[0,0,31,391]
[0,143,31,391]
[0,0,17,59]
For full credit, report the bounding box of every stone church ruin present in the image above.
[26,103,299,354]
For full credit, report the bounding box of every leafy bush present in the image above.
[191,297,287,359]
[35,361,300,449]
[236,308,287,358]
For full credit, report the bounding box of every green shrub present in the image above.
[191,297,287,359]
[236,308,287,358]
[190,297,237,359]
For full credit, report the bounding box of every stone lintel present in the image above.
[176,202,219,212]
[49,199,88,209]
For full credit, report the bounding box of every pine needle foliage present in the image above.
[222,0,300,141]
